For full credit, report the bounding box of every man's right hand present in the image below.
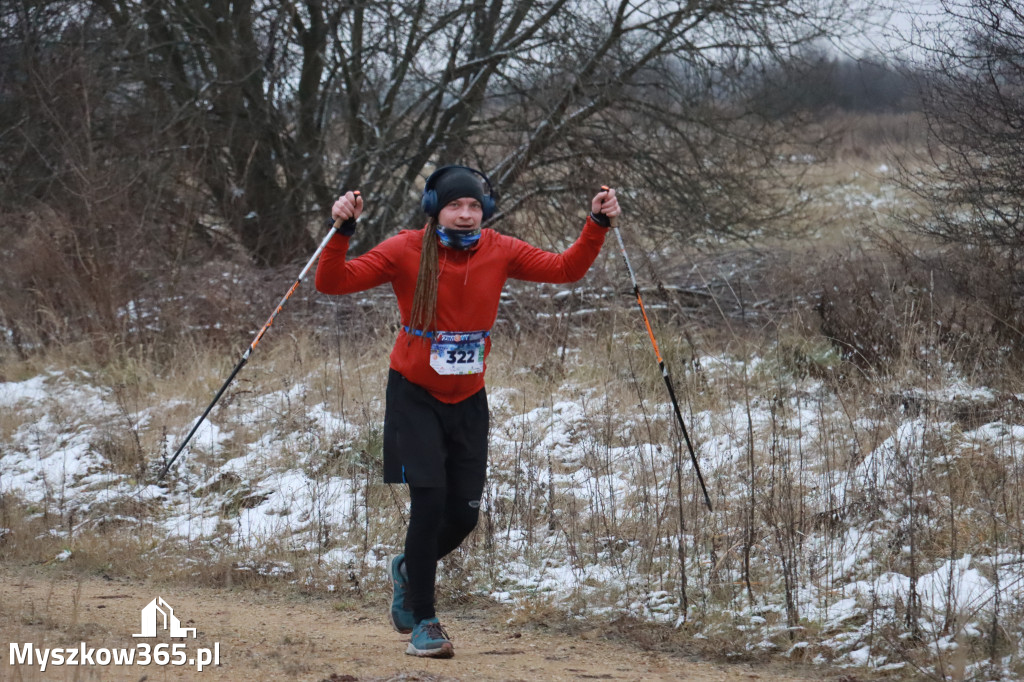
[332,191,363,224]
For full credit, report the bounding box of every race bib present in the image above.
[429,330,488,376]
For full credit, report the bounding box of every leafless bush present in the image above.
[810,243,1015,379]
[0,9,242,361]
[891,2,1024,366]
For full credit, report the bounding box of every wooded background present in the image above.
[1,0,1022,361]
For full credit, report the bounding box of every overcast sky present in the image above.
[835,1,954,59]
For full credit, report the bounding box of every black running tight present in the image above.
[404,485,480,623]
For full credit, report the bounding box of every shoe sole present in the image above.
[405,642,454,658]
[389,555,413,634]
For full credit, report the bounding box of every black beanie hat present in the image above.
[431,168,485,216]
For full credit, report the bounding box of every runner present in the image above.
[315,165,620,658]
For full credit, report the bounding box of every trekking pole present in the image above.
[603,187,713,511]
[157,194,360,481]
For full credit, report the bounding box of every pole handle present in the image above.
[600,185,618,228]
[333,190,361,229]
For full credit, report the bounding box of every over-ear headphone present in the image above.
[420,165,497,221]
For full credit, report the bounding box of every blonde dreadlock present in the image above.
[409,217,440,335]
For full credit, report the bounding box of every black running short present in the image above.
[382,369,489,498]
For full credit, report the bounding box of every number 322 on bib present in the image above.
[429,331,488,376]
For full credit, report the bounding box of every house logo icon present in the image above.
[133,597,197,638]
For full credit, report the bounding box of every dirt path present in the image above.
[1,567,814,681]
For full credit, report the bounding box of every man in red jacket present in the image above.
[316,165,620,658]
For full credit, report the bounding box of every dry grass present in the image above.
[3,303,1022,676]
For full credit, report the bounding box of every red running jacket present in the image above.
[315,216,609,403]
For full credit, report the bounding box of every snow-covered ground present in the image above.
[3,343,1023,679]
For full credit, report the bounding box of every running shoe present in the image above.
[388,554,415,634]
[406,617,454,658]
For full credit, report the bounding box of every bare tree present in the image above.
[88,0,337,266]
[0,2,199,350]
[900,1,1024,250]
[324,0,872,251]
[5,0,874,267]
[894,0,1024,346]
